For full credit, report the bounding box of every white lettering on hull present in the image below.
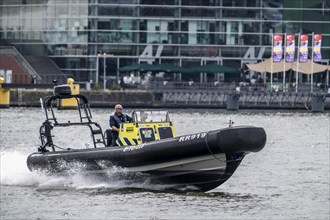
[178,132,207,142]
[123,144,145,152]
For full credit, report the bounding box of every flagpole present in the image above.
[271,33,274,91]
[296,33,300,93]
[283,33,286,92]
[311,32,314,93]
[327,61,329,88]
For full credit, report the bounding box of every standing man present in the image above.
[109,104,132,146]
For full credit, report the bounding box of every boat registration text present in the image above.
[178,132,206,142]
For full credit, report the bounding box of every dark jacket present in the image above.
[109,113,132,138]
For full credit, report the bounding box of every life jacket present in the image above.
[112,113,127,129]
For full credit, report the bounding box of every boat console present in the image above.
[114,110,177,146]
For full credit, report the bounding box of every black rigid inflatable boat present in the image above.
[27,85,267,192]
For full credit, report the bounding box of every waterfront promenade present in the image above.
[6,82,330,110]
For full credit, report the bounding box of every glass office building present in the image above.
[0,0,329,83]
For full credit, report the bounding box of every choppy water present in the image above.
[0,108,329,219]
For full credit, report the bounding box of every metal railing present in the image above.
[7,74,67,85]
[4,75,330,94]
[144,81,330,94]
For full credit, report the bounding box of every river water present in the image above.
[0,108,329,219]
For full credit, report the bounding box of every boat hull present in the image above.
[27,126,266,191]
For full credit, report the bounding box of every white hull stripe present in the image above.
[126,154,227,172]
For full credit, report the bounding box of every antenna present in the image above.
[40,98,44,114]
[228,118,234,127]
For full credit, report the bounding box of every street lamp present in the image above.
[97,52,114,90]
[103,52,106,90]
[97,52,107,90]
[96,54,100,84]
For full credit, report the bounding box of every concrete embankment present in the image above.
[7,88,330,111]
[9,89,156,108]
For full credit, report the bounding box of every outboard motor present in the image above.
[104,129,113,147]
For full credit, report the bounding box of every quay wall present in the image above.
[8,89,330,110]
[9,89,155,108]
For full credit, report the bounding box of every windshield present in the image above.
[132,111,170,123]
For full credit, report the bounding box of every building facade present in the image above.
[0,0,329,84]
